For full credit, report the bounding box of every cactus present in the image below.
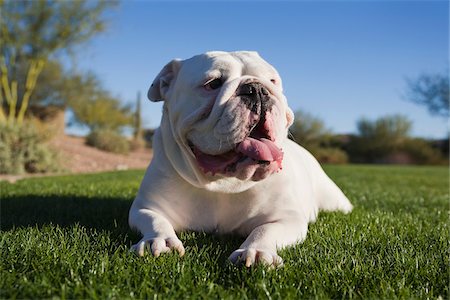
[133,91,142,139]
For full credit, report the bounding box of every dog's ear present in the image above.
[148,59,182,102]
[286,107,294,128]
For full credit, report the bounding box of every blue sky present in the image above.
[70,0,449,138]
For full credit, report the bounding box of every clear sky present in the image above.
[69,0,449,138]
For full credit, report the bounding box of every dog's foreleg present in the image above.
[229,216,307,267]
[129,205,185,257]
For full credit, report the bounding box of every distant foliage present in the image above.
[0,122,61,174]
[67,73,133,131]
[86,129,130,154]
[0,1,117,174]
[347,115,412,162]
[289,110,329,148]
[129,137,146,151]
[347,115,445,164]
[289,110,348,164]
[399,138,446,165]
[0,0,116,124]
[405,71,449,118]
[313,147,349,164]
[142,128,156,149]
[133,91,142,139]
[290,111,446,165]
[130,91,146,150]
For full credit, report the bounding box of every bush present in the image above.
[289,110,330,149]
[86,129,130,154]
[0,122,61,174]
[142,128,155,149]
[313,147,349,164]
[346,135,447,165]
[129,137,146,151]
[289,110,347,164]
[400,138,446,165]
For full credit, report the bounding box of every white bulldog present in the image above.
[129,51,352,267]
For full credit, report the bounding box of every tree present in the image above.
[0,0,116,124]
[348,115,412,162]
[71,97,133,132]
[9,60,133,132]
[289,110,348,163]
[289,110,330,149]
[67,72,133,132]
[28,60,65,107]
[10,59,68,113]
[405,71,449,118]
[357,115,411,142]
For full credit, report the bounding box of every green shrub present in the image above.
[346,135,447,165]
[313,147,349,164]
[86,129,130,154]
[400,138,446,165]
[0,123,61,174]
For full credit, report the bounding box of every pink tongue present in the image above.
[193,148,240,175]
[193,137,284,175]
[236,137,283,162]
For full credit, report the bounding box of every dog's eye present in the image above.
[204,78,223,91]
[270,79,277,85]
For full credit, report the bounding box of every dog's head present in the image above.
[149,51,294,192]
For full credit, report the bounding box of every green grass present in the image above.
[1,165,448,299]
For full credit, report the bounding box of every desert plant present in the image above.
[66,73,133,132]
[346,115,447,164]
[142,128,156,149]
[289,110,330,149]
[86,129,130,154]
[400,138,446,165]
[289,110,346,164]
[0,122,61,174]
[312,147,349,164]
[133,91,142,139]
[129,137,146,151]
[405,71,449,118]
[128,91,146,151]
[0,0,116,125]
[347,115,412,163]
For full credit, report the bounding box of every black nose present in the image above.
[237,82,270,114]
[237,82,269,97]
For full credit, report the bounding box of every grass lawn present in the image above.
[1,165,448,299]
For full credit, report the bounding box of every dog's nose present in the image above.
[237,82,269,97]
[237,82,270,114]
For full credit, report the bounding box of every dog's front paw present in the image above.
[228,248,283,268]
[130,236,185,257]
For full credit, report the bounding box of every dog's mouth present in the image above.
[188,115,283,178]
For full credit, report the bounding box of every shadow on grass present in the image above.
[0,194,135,237]
[0,194,244,255]
[2,195,276,276]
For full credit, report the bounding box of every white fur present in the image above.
[129,51,352,266]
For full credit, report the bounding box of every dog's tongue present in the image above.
[236,137,283,163]
[193,148,240,175]
[193,137,283,175]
